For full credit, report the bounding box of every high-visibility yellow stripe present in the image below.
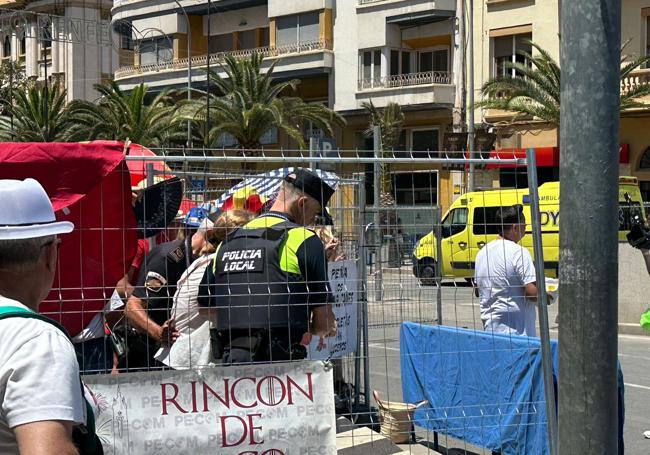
[212,215,314,275]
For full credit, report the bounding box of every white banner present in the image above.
[306,260,358,360]
[84,362,336,455]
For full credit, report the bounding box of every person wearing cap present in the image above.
[0,179,87,454]
[199,168,337,364]
[122,207,217,369]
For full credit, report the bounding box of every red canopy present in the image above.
[0,141,138,336]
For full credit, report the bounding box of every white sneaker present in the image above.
[643,430,650,439]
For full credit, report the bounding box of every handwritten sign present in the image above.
[306,260,358,360]
[84,362,336,455]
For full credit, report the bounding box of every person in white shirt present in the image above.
[155,209,253,368]
[0,178,86,455]
[474,205,539,336]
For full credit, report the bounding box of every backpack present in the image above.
[0,306,103,455]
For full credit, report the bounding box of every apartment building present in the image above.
[111,0,461,213]
[472,0,650,195]
[0,0,117,101]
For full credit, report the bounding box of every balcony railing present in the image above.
[358,71,452,91]
[621,68,650,97]
[115,39,332,79]
[358,0,402,4]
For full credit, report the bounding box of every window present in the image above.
[646,17,650,60]
[473,207,503,235]
[209,34,233,53]
[2,36,10,58]
[418,49,448,72]
[19,36,25,56]
[441,208,468,237]
[392,172,438,205]
[493,33,532,77]
[411,129,439,158]
[389,49,414,76]
[360,49,382,86]
[237,29,256,50]
[276,12,320,47]
[139,37,172,66]
[40,20,52,50]
[260,27,270,47]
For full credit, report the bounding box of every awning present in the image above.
[487,145,630,169]
[386,10,455,26]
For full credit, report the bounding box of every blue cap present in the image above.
[183,207,212,227]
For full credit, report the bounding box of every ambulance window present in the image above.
[473,207,502,235]
[441,208,468,237]
[619,200,643,231]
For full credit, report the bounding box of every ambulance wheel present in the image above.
[416,258,437,286]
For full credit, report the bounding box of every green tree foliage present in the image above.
[72,81,180,148]
[0,83,86,142]
[362,100,404,204]
[477,41,650,127]
[176,53,345,149]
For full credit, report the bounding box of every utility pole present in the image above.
[466,0,475,191]
[559,1,621,454]
[173,0,192,148]
[206,0,211,146]
[452,0,465,133]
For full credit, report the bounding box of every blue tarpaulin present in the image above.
[400,322,624,454]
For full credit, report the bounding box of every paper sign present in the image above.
[84,362,336,455]
[306,260,358,360]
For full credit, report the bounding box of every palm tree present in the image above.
[363,100,405,267]
[0,83,86,142]
[477,40,650,127]
[72,81,180,148]
[362,100,405,206]
[175,53,345,150]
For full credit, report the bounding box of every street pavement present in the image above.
[360,268,650,454]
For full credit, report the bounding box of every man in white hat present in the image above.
[0,179,85,455]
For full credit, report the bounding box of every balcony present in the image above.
[114,39,332,81]
[356,71,454,108]
[358,70,452,91]
[621,69,650,105]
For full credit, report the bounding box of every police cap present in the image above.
[284,169,335,215]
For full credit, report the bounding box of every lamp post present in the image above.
[173,0,192,148]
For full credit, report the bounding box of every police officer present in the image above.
[199,169,337,364]
[123,209,216,369]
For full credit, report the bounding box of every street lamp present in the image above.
[173,0,192,148]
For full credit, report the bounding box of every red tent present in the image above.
[0,141,138,336]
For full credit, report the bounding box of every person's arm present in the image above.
[525,282,538,301]
[519,248,539,302]
[125,294,164,343]
[297,234,337,337]
[14,421,78,455]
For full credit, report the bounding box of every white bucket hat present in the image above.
[0,178,74,240]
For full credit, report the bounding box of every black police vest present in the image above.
[211,220,311,331]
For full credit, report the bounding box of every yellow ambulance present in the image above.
[412,177,645,284]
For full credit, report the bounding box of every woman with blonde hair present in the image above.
[154,209,254,368]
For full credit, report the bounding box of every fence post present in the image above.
[354,173,367,407]
[526,149,558,455]
[146,163,155,250]
[434,207,443,325]
[373,126,382,303]
[559,1,621,453]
